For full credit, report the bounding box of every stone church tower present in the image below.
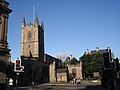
[21,16,44,62]
[0,0,12,63]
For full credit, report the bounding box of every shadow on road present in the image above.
[30,83,103,90]
[85,85,103,90]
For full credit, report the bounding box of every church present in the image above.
[0,0,83,87]
[19,15,64,86]
[20,15,51,85]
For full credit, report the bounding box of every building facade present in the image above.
[57,68,68,82]
[0,0,12,63]
[49,61,68,83]
[67,62,83,80]
[0,0,12,89]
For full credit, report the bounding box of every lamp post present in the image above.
[14,58,24,90]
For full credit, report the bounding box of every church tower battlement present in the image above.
[21,15,44,62]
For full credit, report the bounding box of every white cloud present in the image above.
[53,52,70,61]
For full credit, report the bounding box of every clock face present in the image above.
[27,31,32,40]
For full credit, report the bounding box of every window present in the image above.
[28,31,32,40]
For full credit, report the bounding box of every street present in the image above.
[30,82,102,90]
[16,81,103,90]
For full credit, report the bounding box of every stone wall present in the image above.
[57,68,67,82]
[49,62,56,82]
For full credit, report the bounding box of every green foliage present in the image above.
[111,52,115,59]
[80,54,93,77]
[91,52,102,72]
[79,52,103,79]
[64,57,79,65]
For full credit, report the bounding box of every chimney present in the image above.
[96,47,99,52]
[85,49,89,55]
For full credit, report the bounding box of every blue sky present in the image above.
[6,0,120,61]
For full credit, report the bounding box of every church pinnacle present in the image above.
[22,17,25,23]
[41,21,44,30]
[22,16,26,28]
[34,15,39,27]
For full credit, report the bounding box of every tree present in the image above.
[91,52,102,72]
[111,52,115,59]
[80,54,93,79]
[80,52,103,79]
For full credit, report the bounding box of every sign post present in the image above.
[16,73,19,90]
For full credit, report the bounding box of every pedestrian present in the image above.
[9,78,13,90]
[73,78,76,84]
